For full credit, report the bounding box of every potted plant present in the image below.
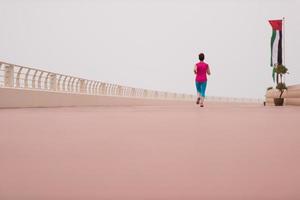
[273,64,288,106]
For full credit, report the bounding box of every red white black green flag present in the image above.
[269,20,283,67]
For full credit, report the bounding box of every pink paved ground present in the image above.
[1,103,300,200]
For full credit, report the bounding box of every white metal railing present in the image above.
[0,61,195,101]
[0,60,263,103]
[206,96,263,104]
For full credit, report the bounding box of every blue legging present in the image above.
[195,81,207,97]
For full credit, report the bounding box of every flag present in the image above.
[269,20,283,67]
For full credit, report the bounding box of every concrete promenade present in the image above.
[1,102,300,200]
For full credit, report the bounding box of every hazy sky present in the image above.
[0,0,299,98]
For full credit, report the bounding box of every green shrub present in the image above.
[275,65,288,74]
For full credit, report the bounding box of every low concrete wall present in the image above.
[265,84,300,106]
[0,87,191,108]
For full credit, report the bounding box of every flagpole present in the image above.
[283,17,285,66]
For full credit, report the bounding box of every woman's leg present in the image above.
[200,82,207,105]
[195,82,201,104]
[197,93,201,104]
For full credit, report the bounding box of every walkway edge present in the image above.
[0,87,192,108]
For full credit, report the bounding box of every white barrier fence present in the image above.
[206,96,263,104]
[0,60,262,104]
[0,61,195,101]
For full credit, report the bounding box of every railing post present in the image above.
[38,72,44,89]
[107,84,111,95]
[16,67,23,88]
[44,72,50,90]
[99,82,103,95]
[117,85,121,96]
[50,73,57,91]
[75,78,81,93]
[92,81,96,94]
[70,77,76,93]
[79,79,85,93]
[67,77,72,92]
[24,69,31,89]
[32,70,38,89]
[95,82,100,95]
[103,83,107,95]
[57,75,63,91]
[87,81,91,94]
[4,65,14,87]
[92,81,97,94]
[62,76,67,91]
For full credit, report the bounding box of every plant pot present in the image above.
[274,98,284,106]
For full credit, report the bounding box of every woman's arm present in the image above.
[194,65,197,74]
[207,65,211,75]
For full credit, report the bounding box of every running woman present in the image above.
[194,53,211,107]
